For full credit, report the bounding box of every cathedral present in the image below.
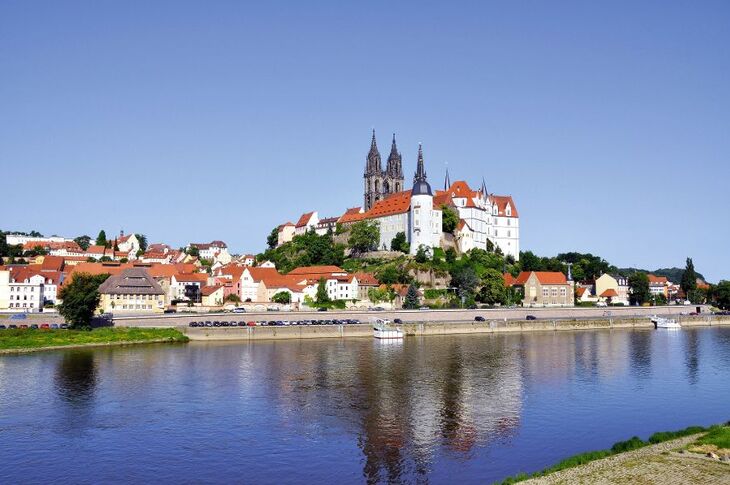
[363,130,404,211]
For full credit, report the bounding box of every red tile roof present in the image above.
[600,288,618,297]
[353,272,379,286]
[510,271,568,286]
[174,273,208,283]
[41,256,64,272]
[576,287,588,297]
[647,274,669,284]
[201,285,223,296]
[288,265,345,275]
[338,207,365,224]
[295,212,316,228]
[490,194,519,218]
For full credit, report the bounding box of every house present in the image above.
[507,271,574,307]
[386,284,423,308]
[170,273,209,303]
[647,275,670,298]
[240,254,256,267]
[277,222,296,246]
[295,211,319,236]
[201,285,225,307]
[287,266,360,301]
[0,268,46,312]
[454,219,475,253]
[189,241,231,264]
[595,274,630,305]
[575,286,595,303]
[116,233,140,255]
[97,268,166,313]
[353,272,379,301]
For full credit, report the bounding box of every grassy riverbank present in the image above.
[0,327,189,352]
[497,424,726,484]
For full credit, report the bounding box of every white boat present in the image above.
[651,315,681,329]
[372,318,403,339]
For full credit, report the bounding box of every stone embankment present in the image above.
[181,315,730,341]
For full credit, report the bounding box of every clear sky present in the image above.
[1,1,728,281]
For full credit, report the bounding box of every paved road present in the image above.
[113,305,708,327]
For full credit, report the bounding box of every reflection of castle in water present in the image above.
[255,337,524,483]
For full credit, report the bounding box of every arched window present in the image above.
[374,180,380,193]
[384,181,390,194]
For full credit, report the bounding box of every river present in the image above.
[1,327,729,484]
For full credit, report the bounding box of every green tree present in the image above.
[57,273,110,329]
[187,245,200,257]
[315,277,330,304]
[113,238,119,251]
[348,221,380,255]
[445,247,457,264]
[712,281,730,310]
[390,232,409,253]
[403,284,420,309]
[441,205,459,234]
[24,245,48,257]
[272,291,291,304]
[479,268,508,305]
[225,293,242,303]
[135,234,148,252]
[628,272,651,306]
[266,227,279,249]
[74,235,91,250]
[415,245,430,263]
[680,257,697,298]
[95,230,107,247]
[451,266,479,300]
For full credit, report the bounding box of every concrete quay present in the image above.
[181,314,730,342]
[115,305,707,328]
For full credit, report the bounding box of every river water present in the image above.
[1,327,729,484]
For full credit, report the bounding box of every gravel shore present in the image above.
[524,433,730,485]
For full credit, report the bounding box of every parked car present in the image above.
[60,323,68,329]
[10,314,27,320]
[9,324,18,329]
[526,315,537,321]
[0,325,6,330]
[50,324,59,329]
[40,323,50,329]
[232,307,247,313]
[393,318,403,324]
[30,324,39,329]
[595,301,608,307]
[163,308,177,314]
[188,322,198,327]
[474,316,486,322]
[317,307,328,312]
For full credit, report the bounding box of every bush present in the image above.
[648,425,706,444]
[424,289,447,299]
[610,436,645,453]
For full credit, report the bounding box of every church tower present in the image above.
[409,144,434,255]
[384,134,404,196]
[363,130,383,211]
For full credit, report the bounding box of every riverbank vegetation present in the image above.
[496,424,725,484]
[0,327,188,352]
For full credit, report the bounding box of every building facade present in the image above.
[363,131,404,211]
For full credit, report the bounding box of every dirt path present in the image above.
[524,433,730,485]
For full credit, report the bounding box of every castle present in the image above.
[278,131,520,260]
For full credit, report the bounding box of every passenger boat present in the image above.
[650,315,681,329]
[372,318,403,339]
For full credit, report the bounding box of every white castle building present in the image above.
[279,132,520,260]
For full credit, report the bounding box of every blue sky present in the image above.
[1,1,728,281]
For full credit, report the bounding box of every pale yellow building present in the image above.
[595,274,629,305]
[97,268,166,313]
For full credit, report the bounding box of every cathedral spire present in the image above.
[481,177,488,196]
[444,167,451,190]
[387,133,402,177]
[411,143,432,196]
[365,129,382,175]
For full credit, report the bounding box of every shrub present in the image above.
[610,436,645,453]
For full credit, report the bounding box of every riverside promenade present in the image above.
[105,305,730,341]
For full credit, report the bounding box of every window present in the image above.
[542,288,549,297]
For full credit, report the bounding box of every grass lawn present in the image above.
[0,327,188,351]
[694,425,730,449]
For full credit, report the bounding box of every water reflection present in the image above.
[683,331,700,385]
[628,330,652,380]
[54,350,98,406]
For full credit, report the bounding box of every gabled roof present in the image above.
[338,207,365,224]
[98,268,164,296]
[201,285,224,296]
[490,195,519,218]
[456,219,472,232]
[511,271,568,286]
[41,256,64,272]
[600,288,619,297]
[576,287,588,297]
[503,273,516,287]
[647,274,669,284]
[174,273,208,283]
[365,190,412,218]
[295,212,316,228]
[353,272,379,286]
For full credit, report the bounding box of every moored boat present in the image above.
[650,315,681,329]
[372,318,404,339]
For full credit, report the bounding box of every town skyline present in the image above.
[2,2,728,281]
